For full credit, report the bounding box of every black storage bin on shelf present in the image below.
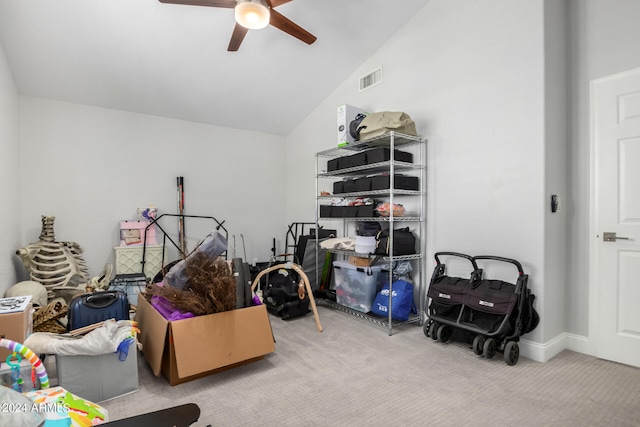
[344,206,359,217]
[327,158,341,172]
[340,152,367,170]
[331,206,359,218]
[320,205,333,218]
[331,206,347,217]
[365,148,413,164]
[333,181,345,194]
[357,205,377,218]
[354,177,372,192]
[343,179,358,193]
[371,174,419,191]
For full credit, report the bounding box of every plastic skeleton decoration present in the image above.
[16,216,90,299]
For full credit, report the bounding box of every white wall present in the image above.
[0,40,21,295]
[567,0,640,338]
[286,0,548,348]
[18,97,288,279]
[543,0,569,345]
[284,0,640,356]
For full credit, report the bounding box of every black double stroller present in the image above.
[424,252,539,365]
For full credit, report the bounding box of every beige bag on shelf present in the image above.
[357,111,417,140]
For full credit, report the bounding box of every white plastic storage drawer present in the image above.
[114,245,166,279]
[333,261,387,313]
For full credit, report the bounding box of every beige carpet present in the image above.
[101,307,640,426]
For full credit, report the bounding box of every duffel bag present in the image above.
[357,111,417,141]
[375,227,416,256]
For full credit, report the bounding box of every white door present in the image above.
[591,67,640,368]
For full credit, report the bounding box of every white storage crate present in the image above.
[114,245,166,279]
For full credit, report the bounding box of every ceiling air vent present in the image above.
[359,66,382,91]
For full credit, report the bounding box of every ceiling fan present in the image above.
[158,0,317,51]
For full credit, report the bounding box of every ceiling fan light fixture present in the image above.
[235,0,270,30]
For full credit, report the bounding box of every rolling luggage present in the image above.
[67,291,130,331]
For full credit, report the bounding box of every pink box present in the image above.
[120,220,156,246]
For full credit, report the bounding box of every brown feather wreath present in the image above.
[145,253,236,316]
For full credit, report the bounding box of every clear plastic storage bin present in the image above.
[333,261,387,313]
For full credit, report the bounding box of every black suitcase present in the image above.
[67,291,130,331]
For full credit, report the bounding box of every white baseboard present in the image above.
[519,333,592,363]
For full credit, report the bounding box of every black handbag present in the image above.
[375,227,416,256]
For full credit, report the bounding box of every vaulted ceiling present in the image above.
[0,0,430,135]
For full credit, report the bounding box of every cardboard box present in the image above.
[348,256,372,267]
[135,294,275,385]
[119,220,156,246]
[56,349,138,403]
[337,104,367,146]
[0,296,33,360]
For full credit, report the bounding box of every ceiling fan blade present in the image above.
[266,0,294,7]
[269,8,317,45]
[228,23,250,51]
[158,0,235,7]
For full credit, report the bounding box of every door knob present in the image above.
[603,232,630,242]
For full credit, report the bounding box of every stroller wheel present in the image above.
[483,338,497,359]
[472,335,485,356]
[429,322,439,341]
[503,341,519,366]
[437,325,451,343]
[423,320,433,338]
